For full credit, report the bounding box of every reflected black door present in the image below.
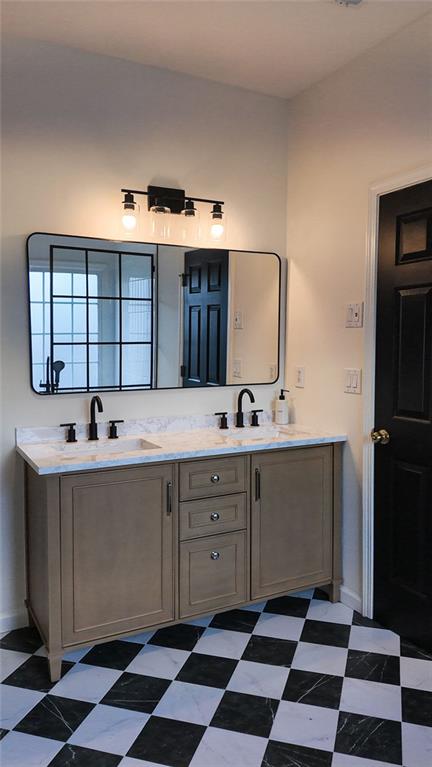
[374,180,432,649]
[182,249,228,387]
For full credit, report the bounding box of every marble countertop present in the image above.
[16,416,346,475]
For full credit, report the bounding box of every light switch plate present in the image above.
[344,368,362,394]
[233,359,242,378]
[346,302,364,328]
[295,366,305,388]
[234,310,243,329]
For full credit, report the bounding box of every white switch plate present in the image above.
[346,302,364,328]
[269,364,277,380]
[344,368,362,394]
[234,310,243,329]
[295,366,305,388]
[233,359,242,378]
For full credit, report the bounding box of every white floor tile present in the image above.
[119,759,165,767]
[126,644,189,679]
[194,628,250,659]
[0,731,63,767]
[121,631,154,644]
[349,626,400,656]
[253,612,304,641]
[227,660,289,699]
[0,685,44,730]
[50,662,122,703]
[153,680,224,726]
[185,615,213,627]
[291,641,348,676]
[332,753,401,767]
[400,656,432,692]
[0,649,31,681]
[402,722,432,767]
[271,699,338,751]
[306,599,353,625]
[290,588,315,599]
[189,726,267,767]
[340,677,402,721]
[240,602,267,612]
[68,703,149,755]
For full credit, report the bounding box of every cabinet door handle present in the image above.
[255,468,261,501]
[210,512,220,521]
[211,551,220,560]
[211,473,220,484]
[166,481,173,516]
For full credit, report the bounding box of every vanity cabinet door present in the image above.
[60,465,175,645]
[251,447,333,599]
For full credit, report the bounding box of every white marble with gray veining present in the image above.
[15,414,346,475]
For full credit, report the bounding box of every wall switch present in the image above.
[346,302,364,328]
[295,366,305,388]
[234,310,243,330]
[344,368,362,394]
[233,359,242,378]
[269,364,277,381]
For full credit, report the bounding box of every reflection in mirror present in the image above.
[28,234,280,393]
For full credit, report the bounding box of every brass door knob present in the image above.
[371,428,390,445]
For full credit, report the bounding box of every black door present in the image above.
[374,180,432,649]
[182,249,228,387]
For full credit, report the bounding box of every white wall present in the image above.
[0,40,288,629]
[285,14,432,610]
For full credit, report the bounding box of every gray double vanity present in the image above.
[18,233,346,681]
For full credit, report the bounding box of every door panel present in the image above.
[61,465,174,645]
[374,180,432,650]
[182,249,228,387]
[251,447,333,599]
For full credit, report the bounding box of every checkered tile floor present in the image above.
[1,588,431,767]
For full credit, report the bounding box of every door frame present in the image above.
[362,163,432,618]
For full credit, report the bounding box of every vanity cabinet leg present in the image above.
[328,581,341,603]
[48,652,63,683]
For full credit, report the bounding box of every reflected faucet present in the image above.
[88,395,103,440]
[236,388,255,428]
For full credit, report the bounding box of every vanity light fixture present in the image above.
[121,185,225,242]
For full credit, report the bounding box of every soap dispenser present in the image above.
[275,389,290,425]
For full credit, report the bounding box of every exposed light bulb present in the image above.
[122,192,138,232]
[210,203,225,241]
[210,221,225,240]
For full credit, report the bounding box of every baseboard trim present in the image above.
[340,586,362,614]
[0,609,28,634]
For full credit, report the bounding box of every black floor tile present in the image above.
[0,729,8,740]
[80,640,142,670]
[209,608,259,633]
[300,619,350,648]
[264,595,311,618]
[49,743,122,766]
[345,649,400,685]
[100,671,171,713]
[2,656,74,693]
[210,690,278,738]
[127,715,205,767]
[176,652,238,688]
[313,588,330,601]
[282,668,343,709]
[352,612,384,629]
[335,711,402,765]
[400,639,432,661]
[263,739,332,767]
[148,623,205,651]
[14,694,94,741]
[0,627,43,654]
[242,634,297,667]
[402,687,432,727]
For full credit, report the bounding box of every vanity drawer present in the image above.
[180,493,247,541]
[179,531,247,618]
[179,456,247,500]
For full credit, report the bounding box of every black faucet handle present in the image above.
[108,419,124,439]
[251,409,263,427]
[214,412,229,430]
[60,423,77,443]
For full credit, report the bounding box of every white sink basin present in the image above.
[50,437,161,455]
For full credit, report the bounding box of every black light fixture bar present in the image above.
[121,186,224,210]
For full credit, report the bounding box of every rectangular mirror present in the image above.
[27,233,281,393]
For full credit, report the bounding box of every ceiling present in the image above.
[2,0,431,99]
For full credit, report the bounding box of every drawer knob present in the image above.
[210,551,220,560]
[211,473,220,483]
[210,512,220,521]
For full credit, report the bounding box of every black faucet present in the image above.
[236,388,255,428]
[88,395,103,440]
